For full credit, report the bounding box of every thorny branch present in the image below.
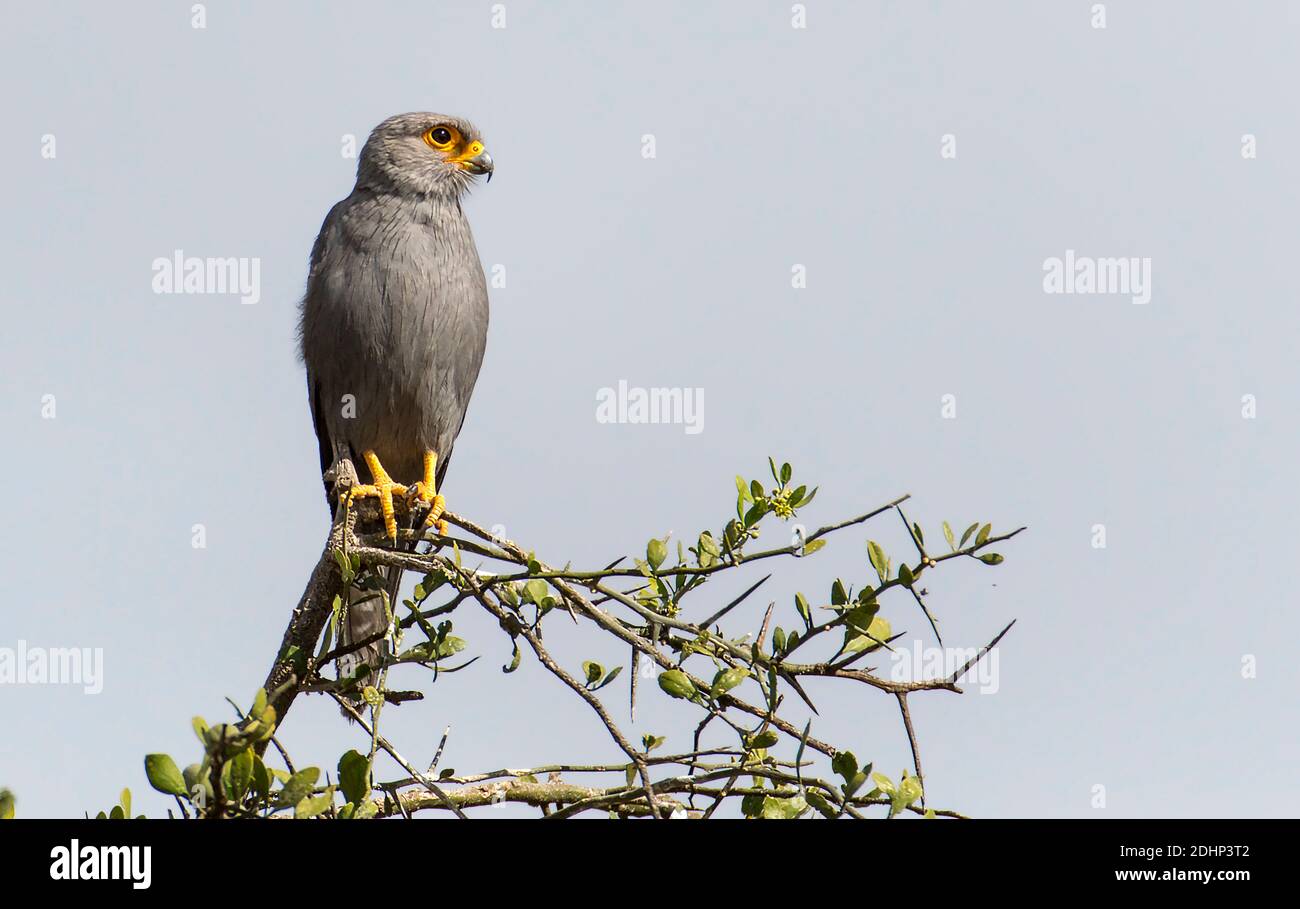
[248,458,1022,819]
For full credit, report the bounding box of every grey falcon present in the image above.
[298,112,494,686]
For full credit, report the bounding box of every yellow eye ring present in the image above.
[423,126,458,150]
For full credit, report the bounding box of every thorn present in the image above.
[700,573,772,629]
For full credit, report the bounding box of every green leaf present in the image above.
[806,790,836,818]
[433,636,466,659]
[657,669,697,700]
[802,538,826,556]
[741,792,766,818]
[332,549,355,584]
[222,748,253,802]
[959,522,979,547]
[735,475,751,502]
[203,722,242,757]
[143,754,187,797]
[843,615,892,654]
[898,563,914,587]
[646,538,668,570]
[0,789,13,820]
[582,660,604,685]
[593,665,623,691]
[641,734,666,752]
[780,462,792,485]
[251,756,271,801]
[898,774,924,808]
[976,523,991,546]
[831,750,859,782]
[338,750,372,806]
[844,602,879,632]
[795,592,812,627]
[842,760,872,798]
[761,795,807,819]
[710,667,749,699]
[831,579,849,606]
[746,729,779,750]
[879,772,923,818]
[503,643,521,673]
[942,521,956,551]
[696,532,721,569]
[978,553,1004,565]
[182,764,212,804]
[868,540,889,582]
[276,767,321,808]
[524,579,548,605]
[295,790,333,819]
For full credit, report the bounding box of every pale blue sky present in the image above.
[2,0,1297,818]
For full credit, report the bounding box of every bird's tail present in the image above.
[336,565,403,703]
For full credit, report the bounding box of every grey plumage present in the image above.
[298,112,493,690]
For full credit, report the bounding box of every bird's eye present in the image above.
[424,127,455,149]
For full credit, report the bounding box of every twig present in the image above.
[896,693,924,806]
[330,693,468,820]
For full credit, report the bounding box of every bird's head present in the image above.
[357,112,494,197]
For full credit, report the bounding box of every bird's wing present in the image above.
[302,199,353,508]
[307,375,336,505]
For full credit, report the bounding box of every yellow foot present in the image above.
[349,450,408,541]
[413,450,448,536]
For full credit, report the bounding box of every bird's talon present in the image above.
[414,451,448,535]
[350,451,408,542]
[417,489,446,533]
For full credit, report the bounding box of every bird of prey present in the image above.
[298,112,493,689]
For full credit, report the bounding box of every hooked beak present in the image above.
[461,150,494,182]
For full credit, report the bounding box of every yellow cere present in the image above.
[451,140,486,166]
